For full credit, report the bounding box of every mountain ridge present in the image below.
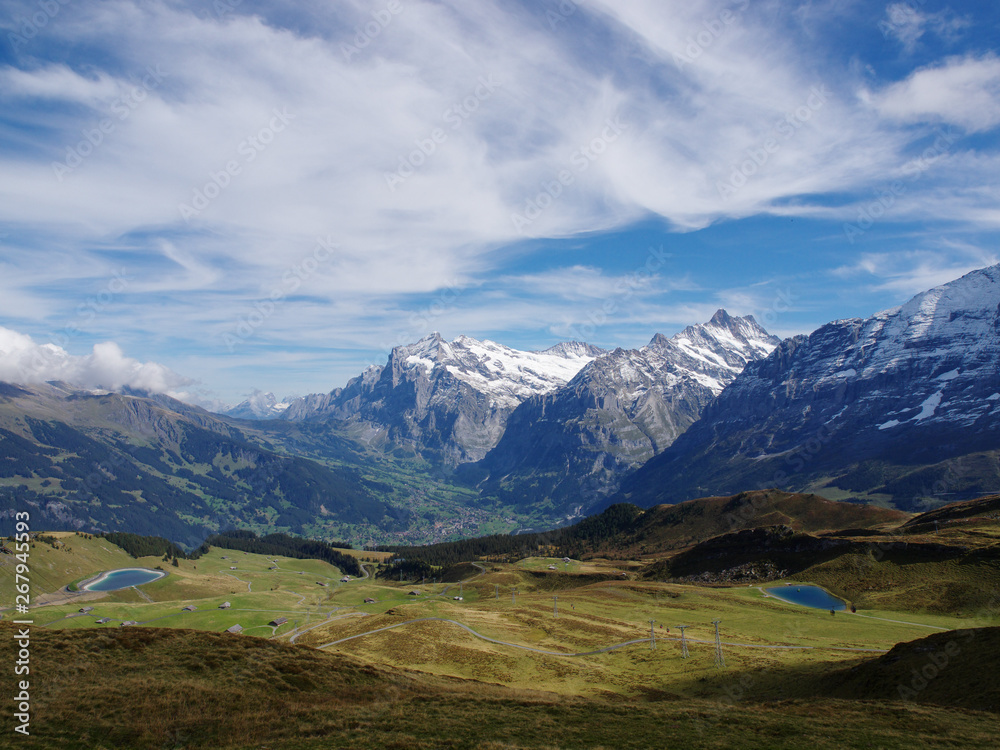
[609,264,1000,512]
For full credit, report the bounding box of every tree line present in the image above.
[193,529,362,577]
[374,503,644,567]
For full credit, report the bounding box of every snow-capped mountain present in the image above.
[612,265,1000,512]
[468,310,780,514]
[224,390,295,420]
[281,333,604,465]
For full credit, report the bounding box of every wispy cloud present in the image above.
[0,0,997,401]
[865,55,1000,132]
[831,243,999,296]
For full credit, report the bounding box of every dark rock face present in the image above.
[468,311,779,515]
[613,265,1000,511]
[282,334,605,466]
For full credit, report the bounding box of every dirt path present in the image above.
[315,617,891,656]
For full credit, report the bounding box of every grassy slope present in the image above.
[4,507,1000,748]
[610,490,907,559]
[2,620,998,750]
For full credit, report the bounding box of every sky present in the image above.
[0,0,998,407]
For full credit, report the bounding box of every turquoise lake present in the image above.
[765,584,847,611]
[83,568,166,592]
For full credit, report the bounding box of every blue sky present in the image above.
[0,0,998,406]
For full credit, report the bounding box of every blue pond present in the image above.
[83,568,166,592]
[765,584,847,611]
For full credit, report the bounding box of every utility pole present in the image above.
[649,620,656,649]
[512,588,518,605]
[678,626,689,659]
[553,595,558,618]
[495,583,499,600]
[712,620,725,668]
[460,581,463,597]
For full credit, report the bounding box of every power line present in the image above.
[649,620,656,650]
[677,625,689,659]
[712,619,725,668]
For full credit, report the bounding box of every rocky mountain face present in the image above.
[281,334,605,466]
[611,265,1000,512]
[465,310,779,516]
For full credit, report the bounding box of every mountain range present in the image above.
[462,310,778,517]
[607,264,1000,512]
[4,264,1000,544]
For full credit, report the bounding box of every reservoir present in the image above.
[82,568,166,592]
[764,584,847,611]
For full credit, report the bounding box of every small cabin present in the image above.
[269,566,278,570]
[364,598,376,604]
[317,582,328,587]
[119,620,138,627]
[182,605,196,612]
[79,606,94,613]
[453,596,463,601]
[226,624,243,634]
[219,602,231,609]
[408,590,421,596]
[268,617,288,627]
[547,565,556,570]
[95,617,111,624]
[340,576,351,582]
[230,566,237,570]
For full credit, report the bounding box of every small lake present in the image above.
[765,584,847,611]
[82,568,166,592]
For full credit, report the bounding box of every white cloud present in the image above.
[880,3,969,53]
[0,0,997,399]
[866,55,1000,132]
[831,245,1000,297]
[0,326,193,395]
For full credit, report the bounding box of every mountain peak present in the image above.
[541,341,606,358]
[709,308,733,326]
